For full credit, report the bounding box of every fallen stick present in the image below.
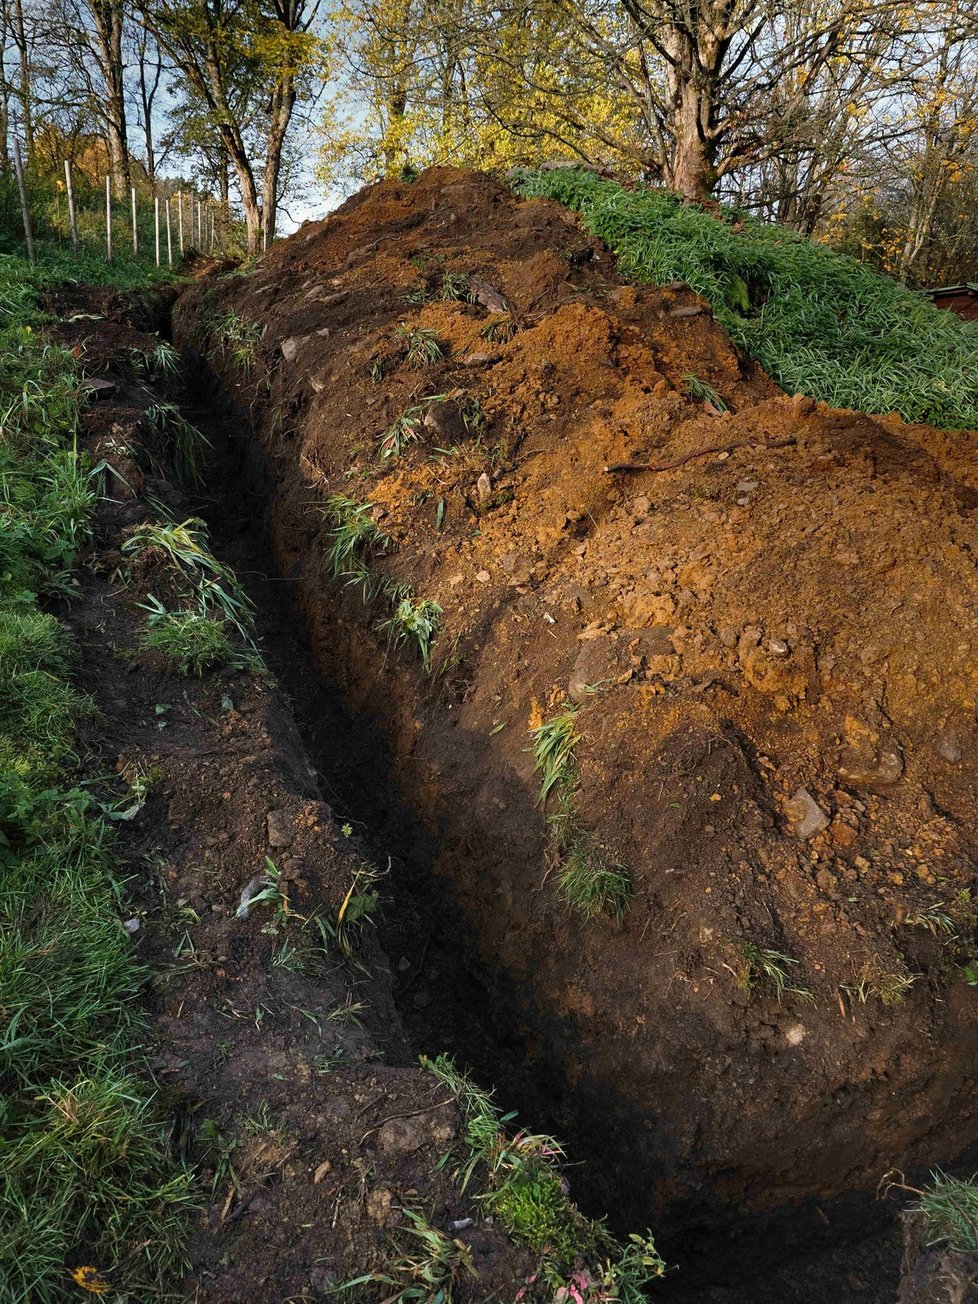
[604,435,797,473]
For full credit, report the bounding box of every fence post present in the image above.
[177,189,184,255]
[165,197,172,267]
[210,204,215,252]
[64,159,78,253]
[105,175,112,262]
[197,198,203,249]
[13,140,34,263]
[154,194,160,267]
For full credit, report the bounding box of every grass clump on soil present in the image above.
[911,1171,978,1253]
[122,517,260,656]
[738,943,815,1006]
[323,496,443,674]
[339,1207,476,1301]
[396,324,446,368]
[514,167,978,430]
[421,1055,665,1299]
[208,307,264,377]
[531,706,632,923]
[137,599,259,676]
[144,401,211,485]
[0,258,194,1300]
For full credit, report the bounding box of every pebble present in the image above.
[786,787,830,839]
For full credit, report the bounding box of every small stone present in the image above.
[768,638,790,656]
[784,1023,806,1046]
[935,733,963,763]
[816,867,836,893]
[377,1116,427,1155]
[266,809,294,848]
[476,472,492,503]
[838,745,904,788]
[786,787,830,839]
[366,1188,394,1222]
[475,570,490,583]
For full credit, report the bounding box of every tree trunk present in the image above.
[262,78,295,244]
[88,1,130,196]
[13,0,32,155]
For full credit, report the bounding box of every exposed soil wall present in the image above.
[172,168,978,1289]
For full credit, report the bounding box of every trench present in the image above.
[164,354,914,1303]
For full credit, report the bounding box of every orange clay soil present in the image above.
[174,167,978,1252]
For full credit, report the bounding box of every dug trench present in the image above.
[156,166,978,1300]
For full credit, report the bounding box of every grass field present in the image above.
[515,168,978,431]
[0,252,193,1301]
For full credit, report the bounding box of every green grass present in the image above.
[396,324,445,368]
[515,168,978,430]
[377,587,443,673]
[912,1171,978,1253]
[531,707,580,805]
[559,830,631,924]
[422,1055,665,1298]
[208,309,264,377]
[323,494,392,598]
[0,255,194,1300]
[137,602,256,676]
[740,944,815,1006]
[144,402,211,485]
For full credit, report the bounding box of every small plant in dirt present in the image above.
[209,308,264,377]
[480,315,519,344]
[530,705,632,924]
[841,954,918,1007]
[903,900,957,936]
[121,518,258,648]
[910,1171,978,1253]
[738,943,814,1005]
[377,586,443,673]
[323,494,392,597]
[441,270,477,303]
[145,401,211,485]
[340,1207,476,1301]
[137,597,258,676]
[532,708,580,804]
[381,404,427,459]
[683,373,729,413]
[396,324,446,368]
[129,340,180,383]
[423,1055,665,1298]
[559,830,631,924]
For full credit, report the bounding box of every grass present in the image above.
[911,1171,978,1253]
[441,271,476,303]
[396,324,446,368]
[144,401,211,485]
[121,517,258,648]
[684,373,729,412]
[129,341,180,384]
[0,253,194,1300]
[421,1055,665,1298]
[323,497,443,674]
[531,705,632,924]
[377,587,443,673]
[340,1207,476,1301]
[841,954,918,1007]
[514,167,978,430]
[739,944,815,1006]
[137,599,258,676]
[208,308,264,377]
[380,405,427,459]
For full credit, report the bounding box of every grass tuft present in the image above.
[912,1171,978,1253]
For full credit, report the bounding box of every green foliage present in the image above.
[532,708,580,805]
[138,603,256,676]
[396,324,446,368]
[145,401,211,484]
[422,1055,665,1299]
[516,168,978,430]
[912,1171,978,1253]
[0,256,194,1301]
[121,518,258,647]
[684,373,728,412]
[559,832,631,924]
[323,494,392,597]
[209,309,265,377]
[440,271,476,303]
[740,944,815,1006]
[377,588,443,672]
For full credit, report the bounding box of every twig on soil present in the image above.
[604,436,797,473]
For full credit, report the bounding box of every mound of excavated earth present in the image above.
[175,167,978,1286]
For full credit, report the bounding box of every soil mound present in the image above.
[175,167,978,1278]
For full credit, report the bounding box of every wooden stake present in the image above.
[197,198,202,248]
[209,205,215,251]
[165,197,172,266]
[177,189,184,255]
[105,174,112,263]
[64,158,78,253]
[154,194,160,267]
[13,140,34,263]
[131,185,138,255]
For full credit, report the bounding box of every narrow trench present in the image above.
[180,380,904,1303]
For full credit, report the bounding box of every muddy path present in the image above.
[185,387,910,1304]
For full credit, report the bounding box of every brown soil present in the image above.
[49,285,537,1301]
[171,166,978,1296]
